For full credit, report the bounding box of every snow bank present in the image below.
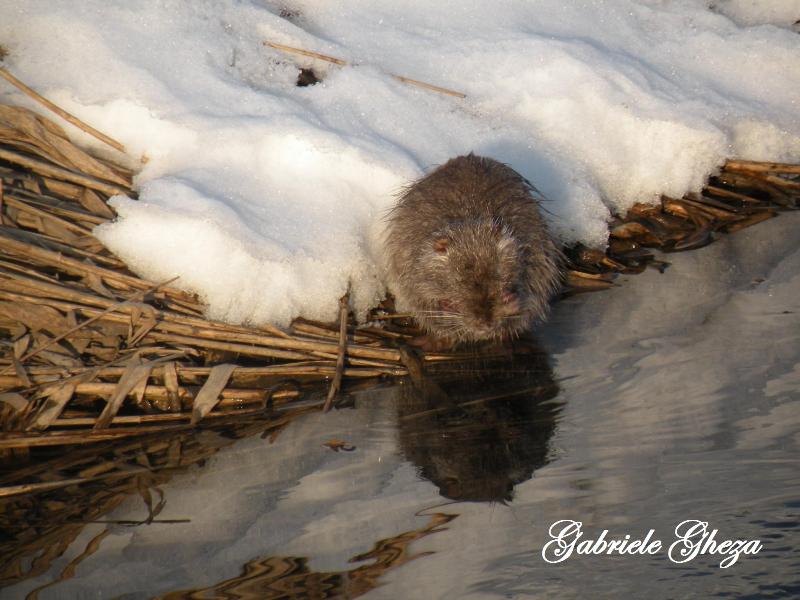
[1,0,798,326]
[710,0,800,27]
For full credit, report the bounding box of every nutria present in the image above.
[385,154,562,346]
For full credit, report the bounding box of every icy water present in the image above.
[7,213,800,599]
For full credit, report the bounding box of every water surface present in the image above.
[7,212,800,599]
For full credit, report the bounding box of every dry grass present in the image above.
[0,103,427,452]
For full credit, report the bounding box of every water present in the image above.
[6,212,800,599]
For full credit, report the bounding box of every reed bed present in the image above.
[0,101,797,451]
[0,103,421,449]
[563,161,799,294]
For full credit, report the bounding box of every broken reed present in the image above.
[264,41,468,98]
[0,102,798,448]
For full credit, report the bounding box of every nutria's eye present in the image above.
[501,288,518,305]
[433,237,449,254]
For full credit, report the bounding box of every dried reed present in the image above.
[264,41,468,98]
[0,67,126,153]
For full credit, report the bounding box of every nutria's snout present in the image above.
[460,289,527,339]
[385,153,562,345]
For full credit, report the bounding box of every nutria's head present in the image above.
[413,220,531,341]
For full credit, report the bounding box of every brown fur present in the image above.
[385,154,562,343]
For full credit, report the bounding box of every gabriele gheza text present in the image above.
[542,520,763,568]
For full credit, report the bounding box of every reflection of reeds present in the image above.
[157,511,457,600]
[2,396,453,596]
[0,404,318,590]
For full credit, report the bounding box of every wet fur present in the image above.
[385,154,562,343]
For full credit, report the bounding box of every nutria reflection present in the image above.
[397,344,560,502]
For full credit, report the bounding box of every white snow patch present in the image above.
[1,0,798,326]
[709,0,800,27]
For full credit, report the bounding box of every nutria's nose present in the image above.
[478,300,494,325]
[475,306,498,330]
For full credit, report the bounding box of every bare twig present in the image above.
[390,74,467,98]
[0,66,126,153]
[264,41,466,98]
[264,41,347,65]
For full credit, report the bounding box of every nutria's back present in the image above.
[385,154,561,343]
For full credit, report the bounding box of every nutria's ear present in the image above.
[497,234,516,253]
[433,237,449,254]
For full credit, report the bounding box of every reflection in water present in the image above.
[397,346,561,502]
[0,405,317,591]
[5,210,799,600]
[159,512,456,600]
[154,349,561,598]
[1,348,559,598]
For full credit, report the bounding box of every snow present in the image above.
[0,0,798,326]
[710,0,800,27]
